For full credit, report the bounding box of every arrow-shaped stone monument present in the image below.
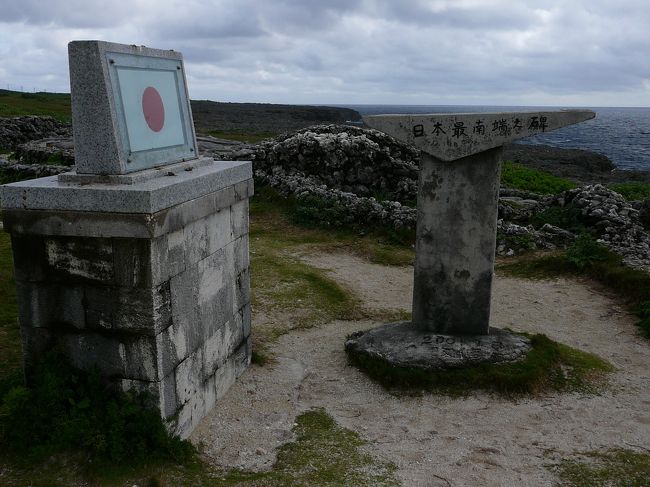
[346,110,595,370]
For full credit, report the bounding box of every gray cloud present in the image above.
[0,0,649,106]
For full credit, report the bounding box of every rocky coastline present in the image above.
[1,116,649,273]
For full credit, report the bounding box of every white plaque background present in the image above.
[116,68,186,152]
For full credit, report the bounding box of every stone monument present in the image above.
[346,110,594,369]
[0,40,252,438]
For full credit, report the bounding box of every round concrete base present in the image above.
[345,321,532,371]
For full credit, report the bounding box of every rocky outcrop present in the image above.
[0,116,71,151]
[14,137,75,165]
[554,185,650,272]
[249,124,420,202]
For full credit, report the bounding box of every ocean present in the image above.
[344,105,650,172]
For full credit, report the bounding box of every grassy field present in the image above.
[0,90,72,121]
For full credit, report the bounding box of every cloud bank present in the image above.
[1,0,649,106]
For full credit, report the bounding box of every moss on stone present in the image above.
[347,333,613,396]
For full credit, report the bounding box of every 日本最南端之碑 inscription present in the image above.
[367,110,595,162]
[412,114,550,139]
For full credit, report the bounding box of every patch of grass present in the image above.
[565,233,611,270]
[251,185,414,266]
[608,181,650,201]
[0,90,71,121]
[0,232,20,391]
[501,160,577,195]
[252,184,416,256]
[250,349,271,366]
[530,203,586,234]
[347,333,613,396]
[251,237,360,327]
[248,185,414,359]
[497,232,535,252]
[0,168,41,184]
[557,449,650,486]
[226,409,398,486]
[636,302,650,337]
[0,352,194,465]
[203,129,276,144]
[2,409,398,486]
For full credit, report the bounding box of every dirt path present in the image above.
[192,252,650,486]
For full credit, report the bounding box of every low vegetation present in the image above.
[225,409,398,486]
[500,160,577,194]
[529,203,586,234]
[1,407,398,486]
[347,333,612,396]
[0,90,71,121]
[608,181,650,201]
[0,353,194,465]
[556,449,650,487]
[203,129,276,144]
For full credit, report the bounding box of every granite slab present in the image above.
[0,160,252,214]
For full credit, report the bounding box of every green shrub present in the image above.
[637,302,650,337]
[565,234,610,271]
[530,204,586,234]
[608,182,650,201]
[291,194,351,229]
[501,161,576,195]
[0,352,194,464]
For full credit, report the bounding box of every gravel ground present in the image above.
[192,252,650,486]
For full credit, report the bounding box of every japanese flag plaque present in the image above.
[68,40,199,176]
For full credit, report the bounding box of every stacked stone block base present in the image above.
[4,176,253,438]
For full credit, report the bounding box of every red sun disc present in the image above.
[142,86,165,132]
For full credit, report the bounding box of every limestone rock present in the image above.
[0,116,71,151]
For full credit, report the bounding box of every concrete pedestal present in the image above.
[1,160,252,438]
[413,148,502,334]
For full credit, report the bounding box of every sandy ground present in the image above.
[191,252,650,486]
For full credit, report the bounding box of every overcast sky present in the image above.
[1,0,649,107]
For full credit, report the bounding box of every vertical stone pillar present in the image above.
[364,110,595,335]
[413,148,501,334]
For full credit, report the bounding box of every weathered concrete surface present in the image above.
[4,169,253,439]
[345,321,532,370]
[363,110,595,161]
[412,149,501,334]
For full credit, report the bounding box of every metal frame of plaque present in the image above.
[107,52,196,172]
